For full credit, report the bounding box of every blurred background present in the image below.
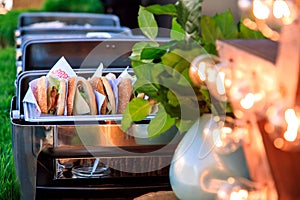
[12,0,240,28]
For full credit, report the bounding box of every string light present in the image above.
[238,0,298,40]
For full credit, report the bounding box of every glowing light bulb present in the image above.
[238,0,298,40]
[217,176,267,200]
[240,93,255,110]
[283,109,299,142]
[238,0,252,10]
[189,54,229,101]
[253,0,271,20]
[202,116,248,155]
[264,104,300,151]
[273,0,291,19]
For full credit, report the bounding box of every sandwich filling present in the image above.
[47,76,62,114]
[74,84,91,115]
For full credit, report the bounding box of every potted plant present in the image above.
[121,0,264,138]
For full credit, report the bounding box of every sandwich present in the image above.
[35,72,134,116]
[67,76,97,115]
[36,76,47,114]
[36,75,67,115]
[117,78,133,114]
[89,76,116,114]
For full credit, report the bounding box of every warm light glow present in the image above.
[234,110,245,119]
[224,78,232,88]
[213,127,233,148]
[222,127,233,135]
[260,23,276,38]
[253,0,271,20]
[227,177,236,184]
[240,93,255,109]
[273,0,291,19]
[274,137,285,149]
[243,18,258,30]
[264,122,275,133]
[238,0,252,9]
[283,109,299,142]
[230,189,249,200]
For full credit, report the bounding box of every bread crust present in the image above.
[134,191,178,200]
[67,77,76,115]
[117,78,133,114]
[101,77,116,114]
[89,77,107,114]
[36,76,48,114]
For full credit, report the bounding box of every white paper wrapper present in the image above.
[23,56,76,117]
[118,66,137,83]
[106,66,136,112]
[47,56,77,79]
[94,91,106,115]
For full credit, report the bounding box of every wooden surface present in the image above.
[134,191,178,200]
[13,0,45,9]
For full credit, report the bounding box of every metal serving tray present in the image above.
[17,25,132,39]
[15,12,131,61]
[17,68,148,123]
[17,12,121,29]
[20,38,146,71]
[14,38,168,123]
[11,37,176,200]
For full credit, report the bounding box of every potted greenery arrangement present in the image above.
[121,0,263,138]
[121,0,264,199]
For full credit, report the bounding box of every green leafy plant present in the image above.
[0,10,26,48]
[41,0,104,13]
[0,47,20,200]
[122,0,264,137]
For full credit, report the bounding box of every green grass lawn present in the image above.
[0,47,21,200]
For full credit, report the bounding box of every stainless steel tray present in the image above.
[18,68,138,123]
[22,108,154,122]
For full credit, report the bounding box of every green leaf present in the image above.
[203,43,218,55]
[138,6,158,40]
[171,17,185,40]
[201,15,224,45]
[175,119,196,133]
[48,75,60,87]
[130,41,160,68]
[214,10,238,39]
[131,41,159,58]
[176,0,203,40]
[167,90,179,107]
[121,98,152,131]
[121,104,132,132]
[161,51,182,68]
[134,81,162,101]
[133,63,168,102]
[139,40,179,60]
[145,4,177,16]
[140,47,166,60]
[133,63,164,83]
[148,104,176,138]
[239,23,265,39]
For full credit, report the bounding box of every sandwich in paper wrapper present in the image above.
[22,56,135,120]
